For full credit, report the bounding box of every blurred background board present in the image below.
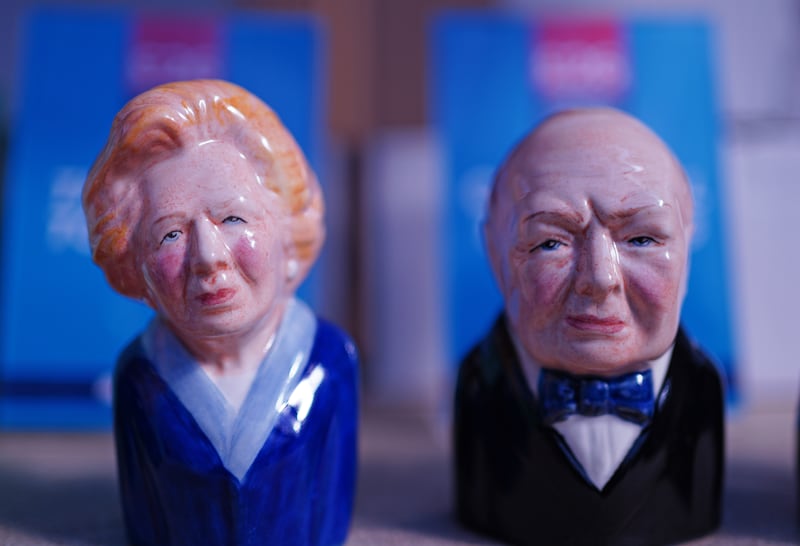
[0,0,795,420]
[429,13,736,394]
[0,0,797,542]
[0,7,327,428]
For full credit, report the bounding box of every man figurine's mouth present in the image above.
[566,314,625,334]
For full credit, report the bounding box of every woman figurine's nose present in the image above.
[575,230,622,300]
[190,218,231,275]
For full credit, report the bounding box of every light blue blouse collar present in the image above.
[142,298,317,481]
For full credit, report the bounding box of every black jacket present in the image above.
[454,315,724,546]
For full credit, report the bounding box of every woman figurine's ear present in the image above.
[139,276,159,312]
[286,258,299,283]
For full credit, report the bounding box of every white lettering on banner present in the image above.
[47,166,90,255]
[532,43,630,99]
[530,20,631,103]
[125,17,222,96]
[127,44,221,87]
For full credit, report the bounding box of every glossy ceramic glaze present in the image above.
[140,141,288,350]
[115,307,357,545]
[456,108,723,545]
[82,80,357,545]
[485,109,693,377]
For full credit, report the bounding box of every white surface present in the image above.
[726,128,800,407]
[362,128,447,406]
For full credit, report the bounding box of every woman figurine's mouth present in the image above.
[197,288,237,306]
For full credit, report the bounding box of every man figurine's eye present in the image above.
[629,236,656,247]
[532,239,563,253]
[161,230,181,245]
[223,215,246,224]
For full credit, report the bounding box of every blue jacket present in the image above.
[113,318,358,546]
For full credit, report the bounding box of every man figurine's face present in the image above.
[487,110,693,376]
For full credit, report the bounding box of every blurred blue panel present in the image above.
[228,14,326,174]
[430,13,536,381]
[0,7,326,428]
[227,13,327,305]
[431,12,735,395]
[626,21,733,383]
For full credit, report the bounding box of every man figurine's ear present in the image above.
[483,219,507,295]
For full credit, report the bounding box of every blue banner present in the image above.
[431,13,735,395]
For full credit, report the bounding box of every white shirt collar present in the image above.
[510,330,674,490]
[141,297,317,481]
[510,333,672,403]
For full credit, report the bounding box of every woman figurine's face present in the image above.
[136,140,290,343]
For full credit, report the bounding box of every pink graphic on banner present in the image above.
[531,19,631,103]
[126,16,225,95]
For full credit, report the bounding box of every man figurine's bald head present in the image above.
[485,108,695,376]
[487,109,693,252]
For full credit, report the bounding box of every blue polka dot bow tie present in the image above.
[537,368,655,426]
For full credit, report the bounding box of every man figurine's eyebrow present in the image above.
[602,202,673,223]
[520,209,585,227]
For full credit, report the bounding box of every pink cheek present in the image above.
[623,259,680,311]
[521,256,572,309]
[148,249,185,291]
[233,235,273,279]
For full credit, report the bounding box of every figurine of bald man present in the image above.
[454,108,723,545]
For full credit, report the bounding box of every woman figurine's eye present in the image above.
[223,215,246,224]
[629,236,656,247]
[531,239,563,253]
[161,230,181,245]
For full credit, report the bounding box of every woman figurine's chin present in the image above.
[177,298,287,348]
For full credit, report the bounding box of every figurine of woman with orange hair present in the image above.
[83,80,358,545]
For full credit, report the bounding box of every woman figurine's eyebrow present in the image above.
[151,212,185,228]
[219,196,247,209]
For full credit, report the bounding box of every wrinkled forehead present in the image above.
[491,110,692,222]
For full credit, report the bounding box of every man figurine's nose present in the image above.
[575,230,622,299]
[191,218,230,274]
